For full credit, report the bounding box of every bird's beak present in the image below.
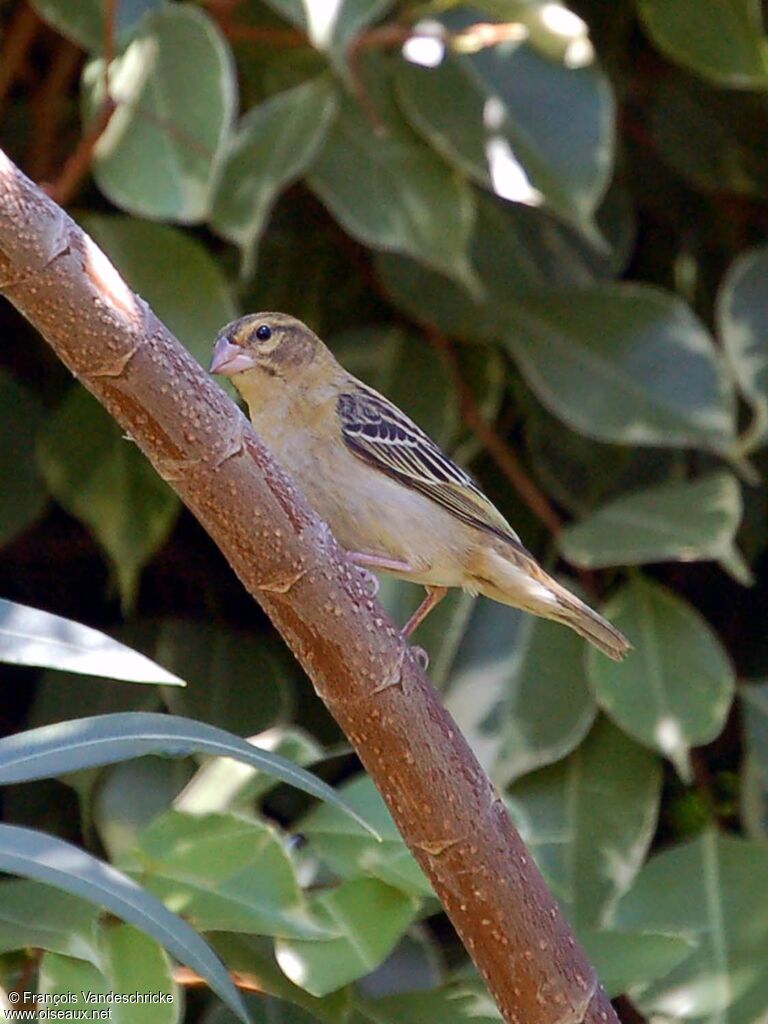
[209,335,257,377]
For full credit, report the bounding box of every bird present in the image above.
[210,312,630,661]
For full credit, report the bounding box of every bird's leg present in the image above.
[347,551,415,598]
[402,586,448,638]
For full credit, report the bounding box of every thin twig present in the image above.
[174,966,265,994]
[44,0,117,204]
[0,2,41,113]
[426,326,564,536]
[28,39,81,180]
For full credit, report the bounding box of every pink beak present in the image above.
[209,335,257,377]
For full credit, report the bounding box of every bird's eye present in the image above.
[256,324,272,341]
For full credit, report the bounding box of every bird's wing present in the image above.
[337,386,525,549]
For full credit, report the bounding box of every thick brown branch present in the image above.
[0,150,619,1024]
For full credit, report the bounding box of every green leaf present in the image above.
[275,878,417,996]
[587,576,736,781]
[498,284,736,450]
[264,0,393,53]
[176,727,323,816]
[0,599,184,685]
[579,928,694,999]
[558,471,751,584]
[38,923,179,1024]
[301,775,432,898]
[615,830,768,1022]
[443,598,597,785]
[396,39,614,237]
[37,386,180,609]
[210,934,350,1023]
[31,0,164,51]
[638,0,768,89]
[0,712,378,835]
[84,6,236,221]
[308,89,476,289]
[507,717,661,927]
[80,215,237,371]
[0,880,100,961]
[718,242,768,451]
[0,824,248,1023]
[0,374,47,549]
[352,985,503,1023]
[212,77,338,276]
[154,620,292,736]
[124,810,325,939]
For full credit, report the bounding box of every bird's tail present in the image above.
[472,548,631,661]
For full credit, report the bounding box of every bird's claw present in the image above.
[410,645,430,672]
[356,566,380,598]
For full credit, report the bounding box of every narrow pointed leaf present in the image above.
[0,823,248,1023]
[0,712,378,836]
[0,599,184,685]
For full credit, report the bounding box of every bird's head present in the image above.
[209,312,323,381]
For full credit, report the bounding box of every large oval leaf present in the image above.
[0,823,248,1023]
[638,0,768,89]
[718,242,768,451]
[397,39,614,237]
[558,471,751,584]
[31,0,165,52]
[507,717,661,928]
[308,88,476,290]
[498,284,736,451]
[615,830,768,1022]
[0,599,183,686]
[38,386,180,610]
[211,77,338,276]
[0,712,377,835]
[84,6,235,221]
[587,576,736,781]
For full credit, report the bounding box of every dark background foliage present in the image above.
[0,0,767,1021]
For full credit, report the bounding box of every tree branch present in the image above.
[0,150,619,1024]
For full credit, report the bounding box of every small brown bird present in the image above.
[210,313,630,661]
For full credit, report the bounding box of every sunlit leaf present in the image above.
[508,717,661,926]
[0,599,184,685]
[308,89,476,290]
[275,878,417,996]
[0,712,377,834]
[499,284,736,450]
[84,6,235,221]
[212,77,338,275]
[615,830,768,1023]
[38,386,180,609]
[397,37,613,237]
[558,471,751,584]
[587,576,736,781]
[124,810,326,939]
[0,824,248,1022]
[264,0,393,54]
[81,215,237,371]
[444,598,597,785]
[301,775,432,898]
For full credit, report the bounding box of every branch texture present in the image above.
[0,150,619,1024]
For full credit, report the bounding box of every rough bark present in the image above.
[0,150,619,1024]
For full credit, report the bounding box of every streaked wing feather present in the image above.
[337,387,524,549]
